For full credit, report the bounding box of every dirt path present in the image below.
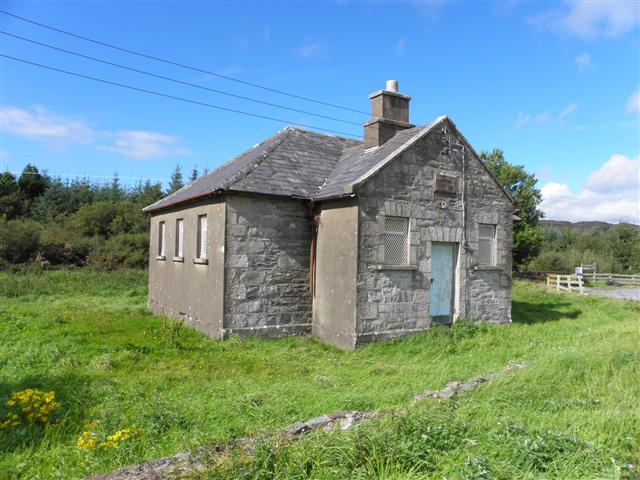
[585,288,640,301]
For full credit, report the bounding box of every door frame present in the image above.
[429,241,459,325]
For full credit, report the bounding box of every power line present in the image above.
[0,31,362,127]
[0,52,429,149]
[1,53,362,138]
[0,9,369,116]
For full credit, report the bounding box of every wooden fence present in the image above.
[547,274,585,294]
[583,273,640,286]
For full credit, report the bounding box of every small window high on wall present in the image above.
[478,224,496,266]
[197,214,208,260]
[384,216,409,265]
[158,221,166,258]
[175,218,184,258]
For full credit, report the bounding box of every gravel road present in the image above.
[585,288,640,301]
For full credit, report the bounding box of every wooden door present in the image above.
[429,242,456,325]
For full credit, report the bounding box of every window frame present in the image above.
[173,218,184,261]
[196,214,208,262]
[478,223,497,267]
[157,221,166,260]
[383,216,410,266]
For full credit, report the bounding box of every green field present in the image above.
[0,269,638,479]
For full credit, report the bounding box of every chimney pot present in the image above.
[386,80,398,92]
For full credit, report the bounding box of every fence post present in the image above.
[557,275,560,291]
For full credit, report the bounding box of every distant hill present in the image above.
[539,220,621,234]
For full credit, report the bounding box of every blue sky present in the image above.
[1,0,638,222]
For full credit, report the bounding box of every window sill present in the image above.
[473,265,503,271]
[156,255,166,261]
[372,264,417,271]
[172,256,184,263]
[193,258,209,265]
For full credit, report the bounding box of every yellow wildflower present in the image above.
[0,389,61,429]
[77,431,97,451]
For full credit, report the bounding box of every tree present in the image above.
[18,164,48,200]
[0,172,22,219]
[168,165,184,193]
[17,164,49,217]
[189,165,199,182]
[607,223,640,272]
[480,149,544,270]
[131,180,163,206]
[107,173,123,202]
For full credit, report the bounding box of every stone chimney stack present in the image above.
[363,80,414,149]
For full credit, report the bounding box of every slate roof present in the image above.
[143,116,511,212]
[143,127,359,212]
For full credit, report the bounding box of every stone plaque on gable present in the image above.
[435,173,457,195]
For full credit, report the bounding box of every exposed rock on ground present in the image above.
[87,361,526,480]
[413,361,526,401]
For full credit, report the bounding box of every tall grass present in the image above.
[0,269,638,479]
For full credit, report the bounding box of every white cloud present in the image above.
[574,53,595,72]
[540,154,640,223]
[1,105,187,160]
[585,154,640,193]
[558,102,578,121]
[509,104,576,134]
[529,0,640,39]
[626,89,640,116]
[100,131,188,160]
[0,105,95,145]
[394,37,407,56]
[510,112,532,132]
[295,37,330,61]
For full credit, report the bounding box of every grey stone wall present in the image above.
[355,119,513,345]
[224,194,312,337]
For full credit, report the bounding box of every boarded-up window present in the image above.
[197,215,208,259]
[175,218,184,257]
[158,221,166,257]
[478,224,496,266]
[384,216,409,265]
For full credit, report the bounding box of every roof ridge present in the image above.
[285,125,363,144]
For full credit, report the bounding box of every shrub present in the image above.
[38,223,94,266]
[89,233,148,269]
[0,218,42,264]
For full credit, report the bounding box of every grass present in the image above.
[0,269,638,479]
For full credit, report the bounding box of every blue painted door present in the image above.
[429,243,455,324]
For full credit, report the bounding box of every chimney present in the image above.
[363,80,414,149]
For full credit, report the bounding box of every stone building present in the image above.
[144,81,515,349]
